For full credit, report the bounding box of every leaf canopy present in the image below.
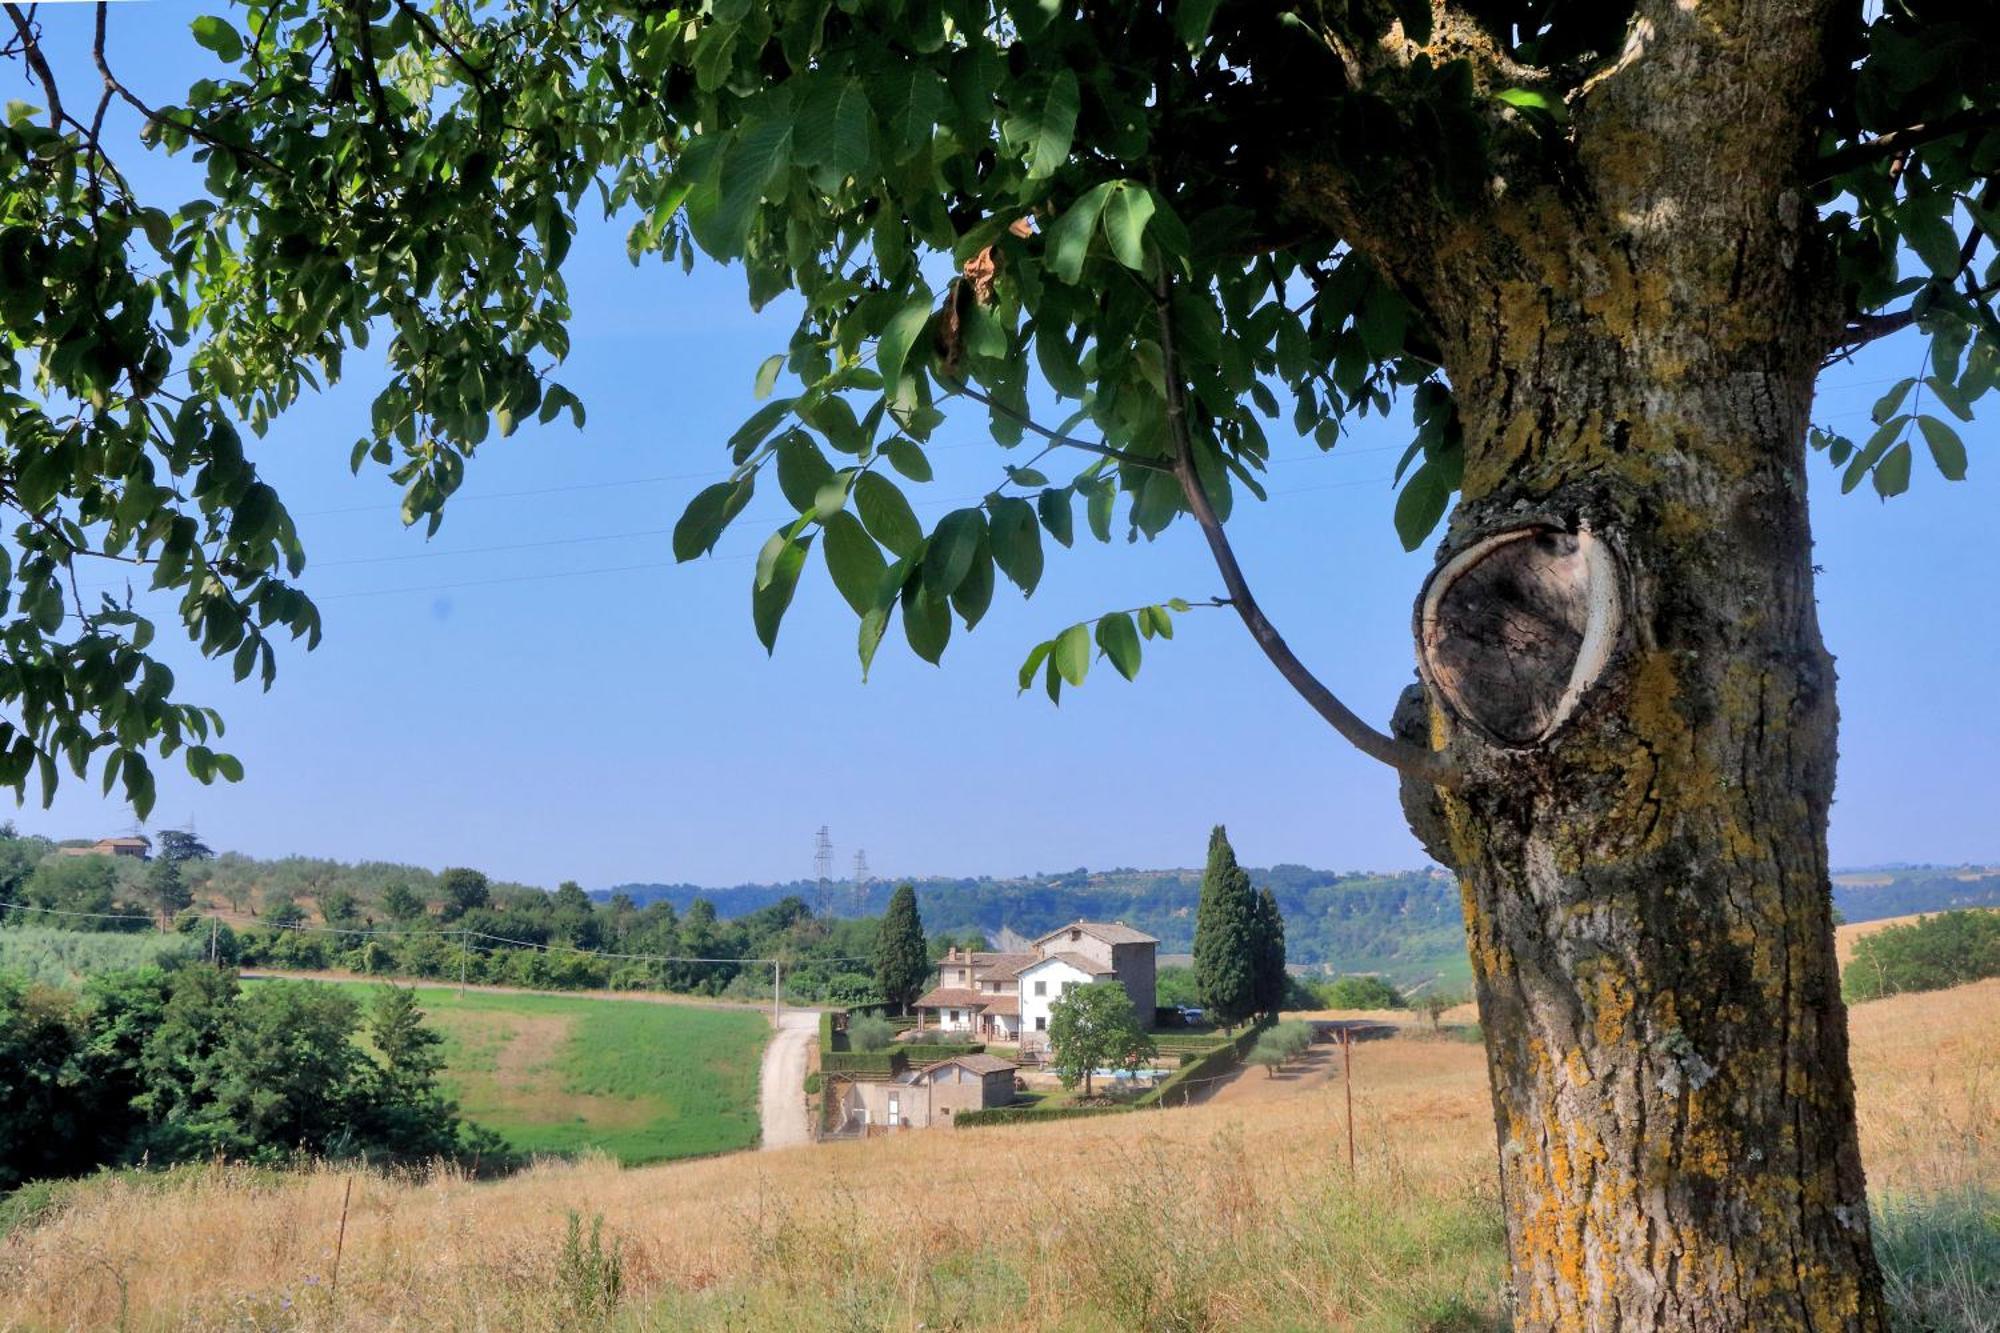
[1,0,1995,809]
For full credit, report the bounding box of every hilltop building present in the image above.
[57,835,151,860]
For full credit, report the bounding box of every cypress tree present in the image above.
[1192,826,1257,1029]
[872,883,929,1015]
[1251,886,1287,1020]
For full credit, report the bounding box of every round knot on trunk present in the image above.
[1417,523,1625,748]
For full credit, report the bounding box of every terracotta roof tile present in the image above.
[1032,920,1160,948]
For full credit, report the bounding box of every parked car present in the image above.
[1178,1005,1205,1023]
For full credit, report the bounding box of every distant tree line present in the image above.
[0,963,494,1191]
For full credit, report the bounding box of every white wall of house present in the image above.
[1016,956,1102,1040]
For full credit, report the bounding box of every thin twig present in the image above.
[1147,270,1458,788]
[936,376,1173,472]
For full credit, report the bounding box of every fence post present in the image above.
[1341,1025,1355,1174]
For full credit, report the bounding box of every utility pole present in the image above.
[851,848,870,915]
[458,929,468,996]
[772,959,782,1026]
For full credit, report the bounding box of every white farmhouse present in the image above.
[915,920,1159,1051]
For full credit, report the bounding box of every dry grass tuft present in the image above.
[3,982,1994,1331]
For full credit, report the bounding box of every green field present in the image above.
[249,980,771,1164]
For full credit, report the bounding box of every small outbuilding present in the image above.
[829,1054,1020,1132]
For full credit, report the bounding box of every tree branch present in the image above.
[3,3,61,130]
[1148,271,1459,789]
[1813,109,2000,185]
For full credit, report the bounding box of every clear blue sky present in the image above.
[9,9,1997,889]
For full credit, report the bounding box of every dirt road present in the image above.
[759,1008,820,1150]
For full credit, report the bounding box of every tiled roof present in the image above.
[1019,952,1116,977]
[920,1053,1019,1076]
[975,952,1037,979]
[913,987,988,1010]
[978,994,1019,1016]
[1032,920,1160,948]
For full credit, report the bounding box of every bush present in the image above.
[1314,974,1407,1010]
[820,1049,906,1076]
[1843,910,2000,1001]
[802,1071,822,1095]
[1141,1020,1270,1108]
[848,1014,896,1052]
[954,1103,1139,1128]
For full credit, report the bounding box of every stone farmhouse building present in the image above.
[914,920,1159,1050]
[829,1053,1019,1132]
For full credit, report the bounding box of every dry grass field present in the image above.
[2,977,1994,1332]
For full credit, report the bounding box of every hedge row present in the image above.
[955,1103,1140,1129]
[1140,1021,1269,1108]
[821,1049,907,1075]
[901,1041,987,1059]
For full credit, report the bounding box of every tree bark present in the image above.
[1281,4,1889,1328]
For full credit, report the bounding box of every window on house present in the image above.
[1061,982,1074,995]
[1034,980,1046,996]
[948,1009,960,1022]
[1035,1016,1047,1031]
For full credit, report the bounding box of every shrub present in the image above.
[848,1014,895,1052]
[1314,974,1407,1010]
[556,1211,624,1322]
[820,1049,906,1076]
[1843,910,2000,1001]
[954,1103,1140,1128]
[802,1071,822,1095]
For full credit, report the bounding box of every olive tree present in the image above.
[6,2,1996,1325]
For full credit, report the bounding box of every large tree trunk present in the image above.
[1289,6,1889,1328]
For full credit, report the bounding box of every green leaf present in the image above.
[901,580,951,664]
[1842,415,1907,494]
[988,496,1044,594]
[1085,480,1115,543]
[1018,640,1054,692]
[1053,623,1092,686]
[796,78,873,177]
[754,354,784,400]
[922,508,987,599]
[1045,182,1115,285]
[1173,0,1223,45]
[1495,87,1565,119]
[1037,487,1075,547]
[876,296,934,391]
[1871,377,1916,426]
[1095,612,1141,681]
[879,65,945,158]
[822,511,889,615]
[1925,374,1974,423]
[950,535,994,628]
[776,431,835,512]
[673,475,755,561]
[1102,184,1156,271]
[1916,415,1967,481]
[1024,68,1079,179]
[752,534,812,653]
[691,114,795,259]
[1394,462,1452,552]
[859,558,909,678]
[1871,442,1912,497]
[190,16,243,62]
[854,471,923,557]
[881,438,933,482]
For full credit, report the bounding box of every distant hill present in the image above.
[607,865,1470,982]
[1831,866,2000,922]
